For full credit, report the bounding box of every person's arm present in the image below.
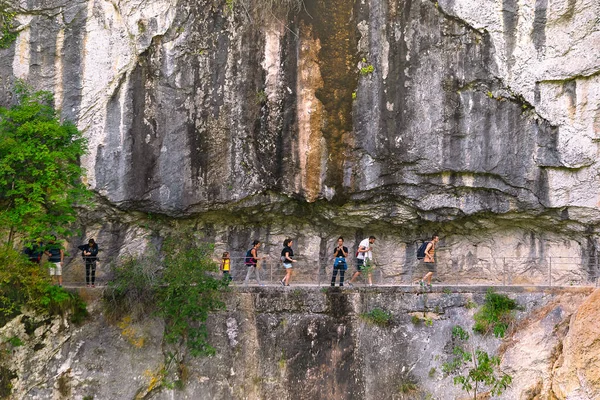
[60,249,64,264]
[251,248,258,262]
[285,251,295,262]
[220,260,224,271]
[358,245,367,254]
[341,246,348,257]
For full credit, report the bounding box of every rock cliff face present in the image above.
[1,0,600,281]
[1,287,597,399]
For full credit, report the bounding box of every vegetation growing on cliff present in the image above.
[105,235,228,357]
[0,248,88,327]
[473,289,519,337]
[0,4,17,49]
[0,81,91,247]
[443,325,512,399]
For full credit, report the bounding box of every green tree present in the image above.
[157,237,228,357]
[0,81,90,247]
[443,326,512,399]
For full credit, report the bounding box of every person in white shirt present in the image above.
[348,236,376,287]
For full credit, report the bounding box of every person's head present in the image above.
[252,240,261,248]
[88,238,96,247]
[369,235,376,244]
[431,234,439,243]
[337,237,344,246]
[222,251,229,258]
[283,238,293,247]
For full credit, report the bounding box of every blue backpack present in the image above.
[417,241,429,260]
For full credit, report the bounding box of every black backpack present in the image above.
[244,249,254,265]
[416,241,429,260]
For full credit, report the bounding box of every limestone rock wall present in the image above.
[1,287,596,399]
[1,0,600,280]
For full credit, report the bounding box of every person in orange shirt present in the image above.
[419,234,439,291]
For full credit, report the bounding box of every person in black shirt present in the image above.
[280,238,296,286]
[23,239,43,264]
[78,238,99,287]
[331,237,348,287]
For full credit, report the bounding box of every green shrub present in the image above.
[0,8,18,49]
[443,325,512,399]
[0,249,86,326]
[104,235,228,357]
[103,252,160,322]
[360,308,392,327]
[6,336,22,347]
[473,289,519,337]
[411,315,421,325]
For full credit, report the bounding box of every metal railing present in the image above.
[60,255,600,288]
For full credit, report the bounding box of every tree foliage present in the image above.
[442,325,512,399]
[104,235,228,357]
[0,81,91,246]
[0,248,87,327]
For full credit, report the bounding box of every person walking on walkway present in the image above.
[348,236,376,287]
[45,236,64,287]
[331,237,348,287]
[244,240,264,286]
[280,238,296,286]
[78,238,99,287]
[220,251,233,282]
[419,234,439,291]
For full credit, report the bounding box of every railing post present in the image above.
[548,256,552,287]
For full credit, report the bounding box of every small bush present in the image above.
[7,336,23,347]
[103,252,160,322]
[360,308,392,327]
[473,289,519,337]
[0,248,87,326]
[411,315,421,325]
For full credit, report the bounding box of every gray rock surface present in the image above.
[1,1,599,282]
[1,286,595,399]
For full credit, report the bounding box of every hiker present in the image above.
[44,236,64,287]
[280,238,296,286]
[331,236,348,287]
[78,238,99,287]
[419,234,439,291]
[220,251,233,282]
[23,239,43,264]
[244,240,264,286]
[348,236,376,287]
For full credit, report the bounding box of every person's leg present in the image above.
[367,273,373,286]
[56,263,62,287]
[331,266,338,286]
[91,261,96,286]
[339,268,345,286]
[423,271,433,285]
[244,266,253,285]
[255,266,262,284]
[285,268,292,285]
[85,261,90,286]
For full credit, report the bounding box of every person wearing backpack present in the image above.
[347,236,376,287]
[244,240,264,286]
[78,238,99,287]
[330,236,348,287]
[419,234,439,291]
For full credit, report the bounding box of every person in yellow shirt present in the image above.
[220,252,232,282]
